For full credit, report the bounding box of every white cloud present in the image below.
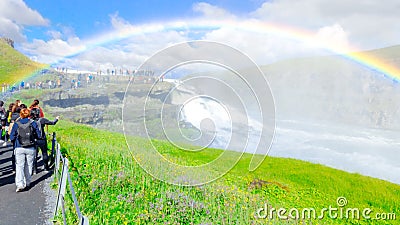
[21,37,86,66]
[0,0,48,25]
[315,24,350,50]
[195,0,400,63]
[190,3,331,65]
[202,25,326,66]
[253,0,400,49]
[193,2,236,20]
[46,30,63,40]
[87,14,190,69]
[23,38,83,57]
[0,0,48,41]
[73,46,147,71]
[110,12,133,31]
[22,13,190,71]
[253,0,323,27]
[0,17,25,42]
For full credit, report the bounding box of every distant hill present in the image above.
[258,45,400,130]
[0,38,46,85]
[363,45,400,63]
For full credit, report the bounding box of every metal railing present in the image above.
[53,133,89,225]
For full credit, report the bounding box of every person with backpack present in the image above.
[7,103,19,172]
[7,102,30,173]
[0,100,6,143]
[9,108,41,192]
[10,103,21,123]
[0,100,5,114]
[29,99,45,118]
[30,108,59,171]
[6,102,15,125]
[15,99,21,107]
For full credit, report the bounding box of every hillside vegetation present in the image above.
[0,38,46,84]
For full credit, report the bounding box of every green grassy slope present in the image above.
[50,121,400,225]
[0,39,46,84]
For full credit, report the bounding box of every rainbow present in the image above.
[18,19,400,83]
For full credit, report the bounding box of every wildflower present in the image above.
[149,202,154,209]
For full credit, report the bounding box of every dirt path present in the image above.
[0,144,55,225]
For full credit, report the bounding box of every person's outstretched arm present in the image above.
[41,116,59,126]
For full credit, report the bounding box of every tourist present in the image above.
[10,103,21,123]
[9,108,41,192]
[6,103,15,131]
[8,102,22,172]
[29,99,45,118]
[31,108,59,171]
[0,100,5,115]
[0,101,6,143]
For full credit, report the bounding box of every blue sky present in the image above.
[23,0,265,41]
[24,0,196,39]
[1,0,400,71]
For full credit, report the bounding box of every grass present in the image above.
[50,120,400,225]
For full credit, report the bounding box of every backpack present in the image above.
[0,111,6,127]
[35,118,45,140]
[11,112,19,122]
[0,110,5,121]
[8,113,20,135]
[16,120,36,147]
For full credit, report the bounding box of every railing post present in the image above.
[80,215,90,225]
[51,132,56,162]
[55,143,61,178]
[55,158,68,217]
[61,196,67,225]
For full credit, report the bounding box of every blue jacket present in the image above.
[10,118,41,148]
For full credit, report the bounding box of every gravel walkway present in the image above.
[0,144,56,225]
